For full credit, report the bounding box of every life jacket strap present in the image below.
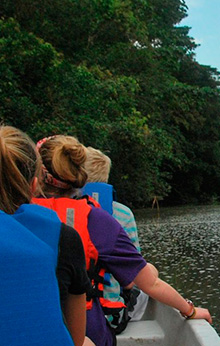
[110,287,141,334]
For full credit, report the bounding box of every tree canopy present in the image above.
[1,0,220,206]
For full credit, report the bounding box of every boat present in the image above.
[117,298,220,346]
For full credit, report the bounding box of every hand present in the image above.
[192,307,212,324]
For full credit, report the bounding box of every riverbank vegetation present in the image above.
[1,0,220,207]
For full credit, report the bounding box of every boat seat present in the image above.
[117,320,164,346]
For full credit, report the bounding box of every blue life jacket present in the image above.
[0,204,74,346]
[82,182,115,288]
[82,182,114,215]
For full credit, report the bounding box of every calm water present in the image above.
[134,205,220,335]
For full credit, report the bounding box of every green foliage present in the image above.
[1,1,220,206]
[0,18,61,129]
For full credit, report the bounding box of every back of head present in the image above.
[0,126,40,214]
[38,135,88,196]
[84,147,111,183]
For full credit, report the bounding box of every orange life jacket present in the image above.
[32,196,125,313]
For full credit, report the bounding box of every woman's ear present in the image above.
[30,177,38,194]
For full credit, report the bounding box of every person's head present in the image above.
[37,135,88,197]
[0,125,41,214]
[84,147,111,183]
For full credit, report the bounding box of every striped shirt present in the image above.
[112,201,141,252]
[104,201,141,319]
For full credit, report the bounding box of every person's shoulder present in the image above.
[14,203,61,229]
[25,203,60,220]
[90,205,121,224]
[112,201,134,217]
[88,205,123,243]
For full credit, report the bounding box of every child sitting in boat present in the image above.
[83,146,153,333]
[33,134,212,346]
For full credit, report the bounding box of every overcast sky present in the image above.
[180,0,220,71]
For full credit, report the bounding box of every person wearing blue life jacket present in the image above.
[0,126,94,346]
[82,147,156,332]
[82,148,140,251]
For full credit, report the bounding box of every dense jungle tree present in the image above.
[1,1,220,206]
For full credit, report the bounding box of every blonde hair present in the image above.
[0,126,41,214]
[84,147,111,183]
[39,135,88,195]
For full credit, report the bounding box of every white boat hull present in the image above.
[117,298,220,346]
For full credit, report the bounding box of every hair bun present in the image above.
[62,143,86,166]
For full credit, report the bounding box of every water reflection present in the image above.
[135,205,220,335]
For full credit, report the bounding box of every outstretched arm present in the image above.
[133,264,212,324]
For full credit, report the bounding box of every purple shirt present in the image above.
[86,207,147,346]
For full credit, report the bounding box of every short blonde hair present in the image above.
[0,125,41,213]
[84,147,111,183]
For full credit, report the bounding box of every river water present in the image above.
[134,205,220,335]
